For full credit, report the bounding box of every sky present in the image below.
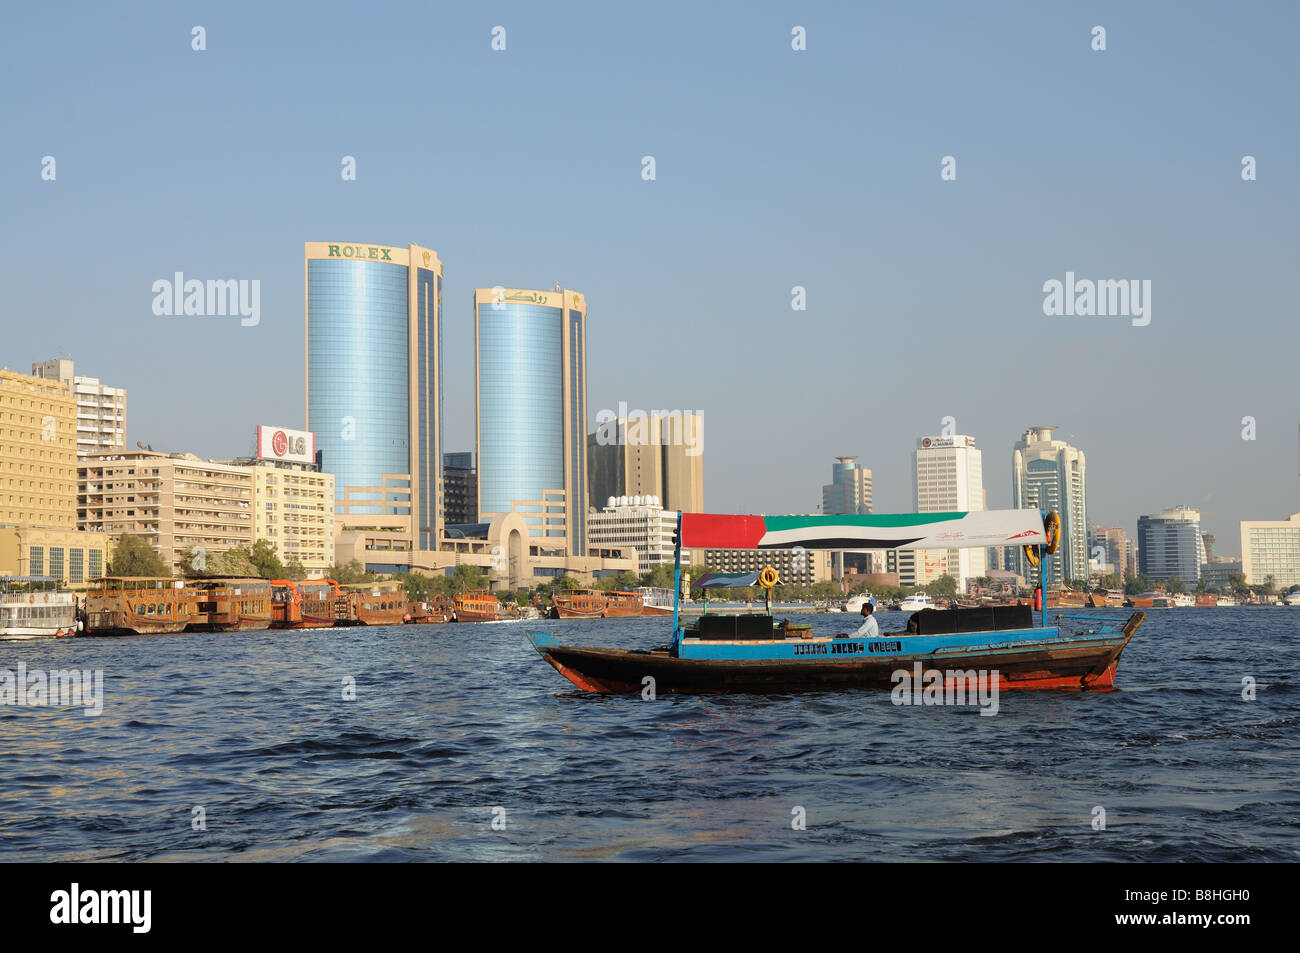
[3,1,1298,557]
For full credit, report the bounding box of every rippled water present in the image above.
[1,607,1296,861]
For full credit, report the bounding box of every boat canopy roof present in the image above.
[692,571,761,589]
[679,509,1048,551]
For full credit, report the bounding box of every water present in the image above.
[1,608,1296,861]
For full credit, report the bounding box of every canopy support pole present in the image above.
[671,511,683,649]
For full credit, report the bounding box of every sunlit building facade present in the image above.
[305,241,444,549]
[475,287,588,556]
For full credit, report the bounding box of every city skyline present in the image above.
[5,2,1298,552]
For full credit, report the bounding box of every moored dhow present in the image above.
[452,589,500,623]
[85,577,200,636]
[551,588,644,618]
[187,578,273,632]
[270,579,339,629]
[528,509,1146,694]
[405,595,452,624]
[339,582,407,626]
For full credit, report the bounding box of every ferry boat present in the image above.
[0,576,81,640]
[1126,591,1172,609]
[527,509,1147,694]
[85,577,200,636]
[1044,589,1088,609]
[632,587,675,616]
[340,582,407,626]
[187,578,273,632]
[452,589,500,623]
[406,595,452,624]
[270,579,338,629]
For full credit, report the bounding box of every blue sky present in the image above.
[3,1,1298,555]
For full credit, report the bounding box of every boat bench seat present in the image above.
[690,613,780,640]
[905,605,1035,635]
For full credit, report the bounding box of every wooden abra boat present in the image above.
[452,590,500,623]
[339,582,407,626]
[551,588,644,618]
[187,578,273,632]
[271,579,339,629]
[528,509,1147,694]
[85,577,200,636]
[406,595,452,624]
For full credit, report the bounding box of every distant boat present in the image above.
[452,589,500,623]
[632,587,675,616]
[898,592,934,612]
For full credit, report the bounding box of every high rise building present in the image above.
[1011,426,1087,587]
[443,452,478,526]
[822,456,872,515]
[1090,526,1132,580]
[475,287,588,555]
[913,435,986,588]
[587,412,704,515]
[661,412,704,514]
[31,358,127,455]
[1240,514,1300,588]
[1137,507,1205,585]
[821,456,873,578]
[0,369,108,586]
[305,241,444,549]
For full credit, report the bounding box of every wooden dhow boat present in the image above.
[187,578,273,632]
[85,577,200,636]
[270,579,339,629]
[528,509,1146,694]
[451,589,500,623]
[551,588,644,618]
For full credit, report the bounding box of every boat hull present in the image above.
[528,614,1144,694]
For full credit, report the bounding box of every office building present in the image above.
[443,452,478,526]
[913,435,986,588]
[0,369,108,585]
[1090,526,1133,580]
[305,241,444,550]
[586,495,684,574]
[588,412,704,515]
[1137,507,1205,585]
[475,287,587,555]
[1011,426,1087,587]
[1240,514,1300,588]
[31,359,127,456]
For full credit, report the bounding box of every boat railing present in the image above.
[1055,613,1127,634]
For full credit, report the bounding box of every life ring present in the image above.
[1023,546,1040,568]
[44,593,50,603]
[758,567,779,589]
[1044,510,1061,555]
[28,594,34,604]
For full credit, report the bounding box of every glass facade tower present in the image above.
[475,288,587,556]
[305,242,443,548]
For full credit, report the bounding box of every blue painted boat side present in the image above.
[674,625,1119,661]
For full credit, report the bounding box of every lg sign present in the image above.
[257,425,315,464]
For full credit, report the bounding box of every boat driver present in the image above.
[844,598,878,640]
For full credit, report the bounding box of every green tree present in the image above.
[1166,576,1187,595]
[326,560,374,585]
[283,555,307,581]
[1124,574,1149,596]
[249,539,287,579]
[927,574,958,598]
[108,534,170,577]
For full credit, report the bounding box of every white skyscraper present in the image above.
[913,435,986,589]
[31,358,127,456]
[1011,426,1087,587]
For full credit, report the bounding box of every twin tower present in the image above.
[304,242,588,556]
